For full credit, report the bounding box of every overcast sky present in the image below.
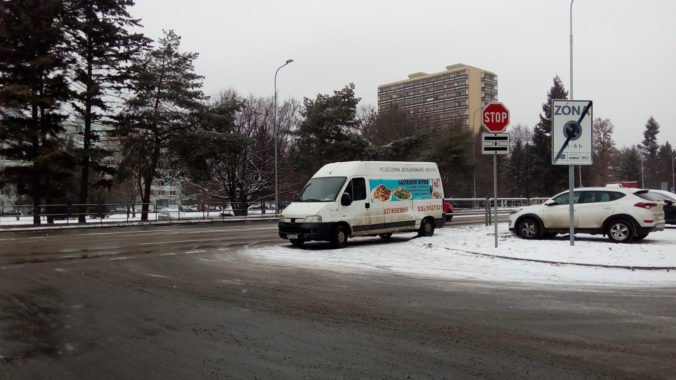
[131,0,675,148]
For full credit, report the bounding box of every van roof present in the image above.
[312,161,438,178]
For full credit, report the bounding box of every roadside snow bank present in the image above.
[241,224,676,288]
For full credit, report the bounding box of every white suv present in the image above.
[509,187,666,243]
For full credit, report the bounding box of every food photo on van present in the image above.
[278,161,445,248]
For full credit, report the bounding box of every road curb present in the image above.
[445,247,676,271]
[0,216,278,233]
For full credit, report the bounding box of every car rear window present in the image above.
[636,191,667,202]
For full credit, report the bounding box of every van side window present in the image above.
[349,178,366,201]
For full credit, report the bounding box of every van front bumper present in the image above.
[279,222,337,242]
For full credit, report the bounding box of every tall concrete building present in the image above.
[377,63,497,133]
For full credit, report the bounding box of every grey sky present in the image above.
[132,0,676,148]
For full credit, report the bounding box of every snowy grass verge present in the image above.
[240,224,676,288]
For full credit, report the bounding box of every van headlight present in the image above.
[304,215,322,222]
[278,215,285,222]
[510,208,522,215]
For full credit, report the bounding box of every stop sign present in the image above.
[482,102,510,132]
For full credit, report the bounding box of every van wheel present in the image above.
[419,218,435,237]
[379,233,392,239]
[290,239,304,247]
[331,225,348,248]
[607,219,633,243]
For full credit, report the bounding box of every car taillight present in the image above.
[634,202,658,209]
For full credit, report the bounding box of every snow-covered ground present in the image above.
[242,224,676,288]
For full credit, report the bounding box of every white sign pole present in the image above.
[494,152,498,248]
[569,165,574,246]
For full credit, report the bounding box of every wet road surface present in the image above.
[1,222,675,379]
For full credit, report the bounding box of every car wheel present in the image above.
[633,232,649,241]
[290,238,304,247]
[516,217,541,239]
[607,219,634,243]
[418,218,435,237]
[331,225,348,248]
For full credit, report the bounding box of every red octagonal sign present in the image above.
[482,102,510,132]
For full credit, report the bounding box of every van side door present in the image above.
[341,177,371,233]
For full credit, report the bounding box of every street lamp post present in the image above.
[274,59,294,214]
[471,107,482,198]
[640,154,645,188]
[671,154,674,192]
[570,0,583,188]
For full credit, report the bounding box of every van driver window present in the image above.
[346,178,366,201]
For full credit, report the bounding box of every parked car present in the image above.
[443,200,453,222]
[509,187,666,243]
[157,207,180,221]
[636,190,676,225]
[219,205,235,217]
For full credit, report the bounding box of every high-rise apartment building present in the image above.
[377,63,497,133]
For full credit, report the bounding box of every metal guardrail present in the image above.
[0,197,549,228]
[0,201,280,227]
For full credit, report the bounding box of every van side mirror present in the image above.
[341,192,353,206]
[544,199,556,206]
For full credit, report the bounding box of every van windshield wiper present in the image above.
[300,198,324,202]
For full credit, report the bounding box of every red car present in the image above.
[443,200,453,222]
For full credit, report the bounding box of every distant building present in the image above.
[377,63,498,133]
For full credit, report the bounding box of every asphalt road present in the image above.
[1,221,675,379]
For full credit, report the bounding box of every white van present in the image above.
[278,161,446,247]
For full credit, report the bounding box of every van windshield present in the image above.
[297,177,346,202]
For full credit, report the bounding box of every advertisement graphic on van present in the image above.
[369,179,442,202]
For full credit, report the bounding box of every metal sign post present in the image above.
[493,152,498,248]
[552,99,593,246]
[482,132,510,248]
[481,102,510,248]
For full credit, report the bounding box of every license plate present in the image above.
[287,234,298,239]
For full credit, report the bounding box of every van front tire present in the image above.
[290,239,304,247]
[331,225,348,248]
[419,218,435,237]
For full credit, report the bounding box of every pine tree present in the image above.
[292,83,367,176]
[640,117,660,188]
[115,30,206,221]
[530,76,569,196]
[614,146,642,184]
[589,118,617,186]
[656,142,673,190]
[503,124,534,197]
[64,0,149,222]
[0,0,74,224]
[420,124,472,196]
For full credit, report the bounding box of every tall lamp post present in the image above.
[640,153,645,188]
[471,107,482,198]
[274,59,294,214]
[671,153,674,192]
[570,0,583,187]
